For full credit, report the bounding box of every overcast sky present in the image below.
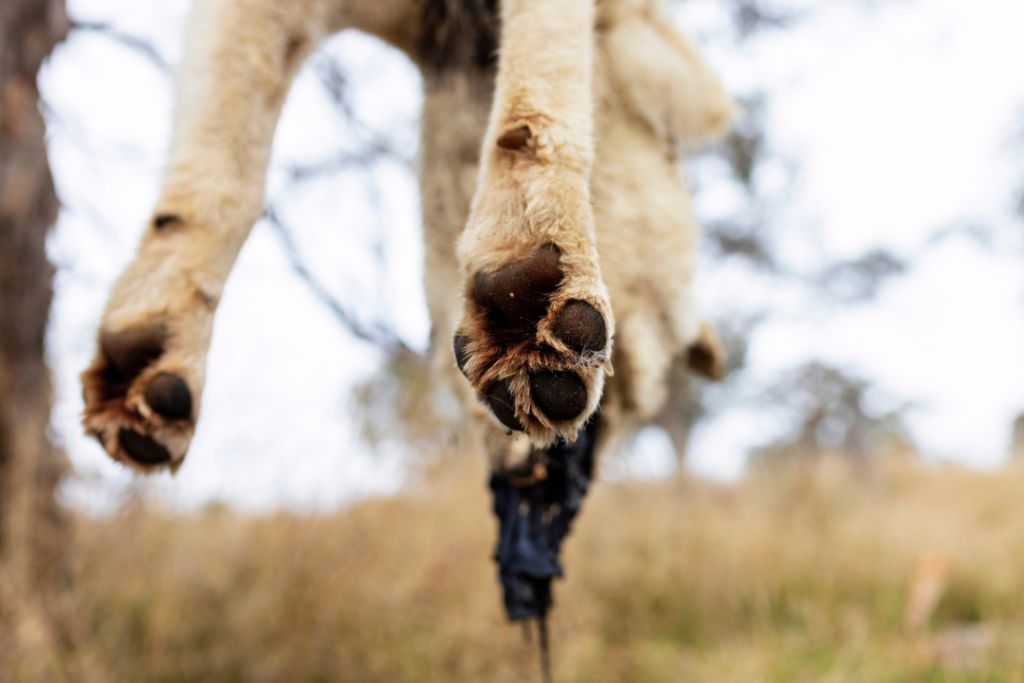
[41,0,1024,511]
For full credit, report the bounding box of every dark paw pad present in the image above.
[101,325,167,381]
[530,370,587,422]
[118,429,171,466]
[145,373,193,420]
[552,300,606,353]
[474,244,562,329]
[486,380,523,432]
[454,335,471,377]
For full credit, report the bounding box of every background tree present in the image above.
[0,0,73,675]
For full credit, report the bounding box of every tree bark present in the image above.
[0,0,71,676]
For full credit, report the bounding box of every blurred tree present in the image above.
[751,361,910,474]
[654,0,912,466]
[720,0,798,40]
[655,313,757,463]
[0,0,73,675]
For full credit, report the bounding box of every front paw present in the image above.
[455,243,612,443]
[82,318,204,472]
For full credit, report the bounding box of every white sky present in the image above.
[39,0,1024,510]
[682,0,1024,478]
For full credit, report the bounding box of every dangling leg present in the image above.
[81,0,416,470]
[453,0,614,447]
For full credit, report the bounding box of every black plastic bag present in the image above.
[489,420,598,621]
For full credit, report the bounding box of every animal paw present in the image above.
[81,246,218,472]
[454,242,614,444]
[81,315,208,472]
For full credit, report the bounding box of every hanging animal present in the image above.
[81,0,733,674]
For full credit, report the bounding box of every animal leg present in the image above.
[453,0,614,446]
[80,0,356,471]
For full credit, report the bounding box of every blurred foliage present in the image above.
[677,0,801,41]
[662,0,945,465]
[353,346,463,458]
[753,362,911,472]
[701,94,780,272]
[724,0,800,40]
[815,249,906,304]
[1012,414,1024,460]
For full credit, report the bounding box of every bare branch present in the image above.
[70,21,171,73]
[263,206,409,352]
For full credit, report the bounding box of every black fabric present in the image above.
[490,420,598,621]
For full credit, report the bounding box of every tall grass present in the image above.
[58,447,1024,682]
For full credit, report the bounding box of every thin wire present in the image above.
[538,613,552,683]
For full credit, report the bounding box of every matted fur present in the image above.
[81,0,733,472]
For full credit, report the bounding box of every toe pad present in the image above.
[530,370,587,422]
[118,429,171,466]
[145,373,193,420]
[487,380,523,432]
[552,300,606,353]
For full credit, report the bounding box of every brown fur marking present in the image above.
[153,214,183,229]
[496,124,532,151]
[686,321,726,381]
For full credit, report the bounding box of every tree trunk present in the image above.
[0,0,71,676]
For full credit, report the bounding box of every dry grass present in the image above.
[54,447,1024,683]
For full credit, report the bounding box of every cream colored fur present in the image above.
[592,0,733,446]
[453,0,613,443]
[81,0,733,472]
[426,0,733,468]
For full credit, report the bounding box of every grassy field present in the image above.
[50,447,1024,682]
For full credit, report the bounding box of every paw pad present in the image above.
[118,428,171,465]
[85,323,196,469]
[529,370,587,421]
[474,243,562,329]
[457,243,610,435]
[145,373,193,420]
[454,335,472,376]
[486,380,523,432]
[552,300,606,353]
